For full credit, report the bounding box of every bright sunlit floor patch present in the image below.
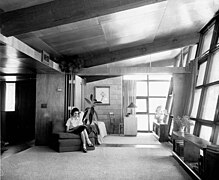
[134,144,161,148]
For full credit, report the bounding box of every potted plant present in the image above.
[82,94,101,124]
[82,94,102,144]
[173,115,192,132]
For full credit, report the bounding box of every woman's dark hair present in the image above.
[70,107,79,116]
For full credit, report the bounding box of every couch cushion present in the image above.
[59,139,82,146]
[52,120,65,133]
[58,132,81,139]
[56,132,96,139]
[58,145,95,152]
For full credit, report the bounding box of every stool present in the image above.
[109,112,116,134]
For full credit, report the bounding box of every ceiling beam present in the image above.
[82,33,199,68]
[78,66,190,76]
[1,0,166,36]
[0,33,61,73]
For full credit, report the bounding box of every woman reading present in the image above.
[66,107,94,153]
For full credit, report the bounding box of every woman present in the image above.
[66,107,94,153]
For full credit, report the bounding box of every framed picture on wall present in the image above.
[94,86,110,105]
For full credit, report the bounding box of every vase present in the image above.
[179,126,185,132]
[157,119,162,124]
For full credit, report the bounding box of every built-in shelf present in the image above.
[152,122,168,142]
[172,131,212,180]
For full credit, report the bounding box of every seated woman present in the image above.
[66,107,94,153]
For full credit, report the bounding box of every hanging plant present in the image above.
[59,55,84,73]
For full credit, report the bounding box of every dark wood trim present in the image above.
[78,67,190,76]
[1,0,166,36]
[82,33,199,68]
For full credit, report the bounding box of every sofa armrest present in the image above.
[52,120,66,134]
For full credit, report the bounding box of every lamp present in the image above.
[127,102,137,115]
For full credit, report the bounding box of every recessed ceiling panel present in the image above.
[156,0,216,39]
[100,2,167,48]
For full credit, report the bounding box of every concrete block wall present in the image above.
[84,77,123,134]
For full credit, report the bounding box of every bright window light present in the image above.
[5,83,16,111]
[196,62,207,86]
[199,126,212,141]
[123,74,171,80]
[190,89,202,118]
[123,75,148,80]
[148,74,172,80]
[201,84,219,121]
[5,76,16,81]
[136,82,147,96]
[149,81,170,96]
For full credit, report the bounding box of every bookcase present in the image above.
[152,122,168,142]
[172,131,212,180]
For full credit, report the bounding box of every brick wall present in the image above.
[84,77,123,134]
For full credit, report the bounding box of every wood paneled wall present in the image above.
[0,79,36,144]
[0,82,6,141]
[16,80,36,142]
[35,74,65,145]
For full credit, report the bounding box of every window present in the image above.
[149,98,166,113]
[5,83,16,111]
[188,45,198,62]
[199,125,212,141]
[201,85,219,121]
[207,50,219,83]
[136,81,147,96]
[190,89,202,118]
[149,81,170,96]
[187,120,195,134]
[190,15,219,143]
[200,24,214,55]
[135,75,171,131]
[136,98,147,113]
[196,62,207,86]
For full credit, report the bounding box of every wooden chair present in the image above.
[118,122,124,135]
[109,112,116,134]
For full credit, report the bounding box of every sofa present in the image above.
[50,120,95,152]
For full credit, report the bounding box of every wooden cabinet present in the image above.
[124,115,137,136]
[152,122,168,142]
[172,131,212,180]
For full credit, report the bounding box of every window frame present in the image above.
[191,15,219,143]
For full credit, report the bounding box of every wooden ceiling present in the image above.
[0,0,219,77]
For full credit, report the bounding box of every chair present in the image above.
[119,122,124,135]
[109,112,116,134]
[97,121,107,143]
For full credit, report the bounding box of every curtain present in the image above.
[122,80,136,117]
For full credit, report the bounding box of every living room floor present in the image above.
[1,133,193,180]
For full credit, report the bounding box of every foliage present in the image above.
[173,115,192,128]
[154,106,168,123]
[82,94,101,124]
[59,56,84,73]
